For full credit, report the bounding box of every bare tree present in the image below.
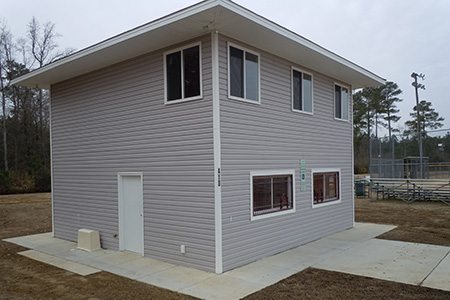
[0,21,14,171]
[27,17,68,162]
[28,17,67,68]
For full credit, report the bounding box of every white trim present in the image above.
[351,91,355,227]
[227,42,261,104]
[11,0,384,90]
[333,82,350,122]
[164,42,203,104]
[211,31,223,274]
[49,90,55,237]
[117,172,144,256]
[219,0,384,86]
[291,66,314,115]
[311,168,342,208]
[11,0,221,88]
[250,169,296,221]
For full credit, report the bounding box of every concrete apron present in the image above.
[4,223,450,300]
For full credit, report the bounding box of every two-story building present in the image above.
[12,0,385,273]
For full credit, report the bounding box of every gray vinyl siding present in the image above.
[219,36,354,271]
[51,35,216,272]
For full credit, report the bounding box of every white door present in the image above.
[118,173,144,255]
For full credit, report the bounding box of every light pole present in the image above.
[411,72,425,179]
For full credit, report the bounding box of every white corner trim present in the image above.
[351,91,355,227]
[49,91,55,237]
[212,31,223,274]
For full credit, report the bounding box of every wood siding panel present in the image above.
[219,36,353,271]
[51,35,216,272]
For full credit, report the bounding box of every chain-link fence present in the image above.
[370,157,449,179]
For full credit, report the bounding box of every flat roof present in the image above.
[12,0,385,89]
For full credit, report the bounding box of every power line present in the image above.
[426,128,450,133]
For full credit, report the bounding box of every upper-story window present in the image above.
[164,43,202,104]
[228,44,260,103]
[292,68,313,113]
[334,84,349,120]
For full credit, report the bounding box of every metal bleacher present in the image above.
[370,178,450,206]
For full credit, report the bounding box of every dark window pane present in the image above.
[293,70,302,110]
[273,176,291,209]
[342,87,349,120]
[314,174,324,204]
[230,46,244,98]
[325,173,337,199]
[335,85,342,118]
[183,46,200,98]
[329,172,339,199]
[253,177,271,213]
[245,52,259,101]
[303,73,312,112]
[166,51,182,101]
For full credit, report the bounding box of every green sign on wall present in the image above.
[300,159,306,192]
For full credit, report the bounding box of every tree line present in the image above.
[0,18,73,193]
[353,81,448,174]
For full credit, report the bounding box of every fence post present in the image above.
[407,180,410,199]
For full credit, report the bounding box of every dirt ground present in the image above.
[355,197,450,247]
[1,193,449,299]
[0,193,197,300]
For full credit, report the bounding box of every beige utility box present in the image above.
[77,229,101,252]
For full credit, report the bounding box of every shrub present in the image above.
[34,167,51,192]
[0,171,10,194]
[0,168,51,194]
[9,171,36,193]
[354,164,368,174]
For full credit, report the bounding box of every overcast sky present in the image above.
[1,0,449,136]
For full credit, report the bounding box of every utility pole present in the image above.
[411,72,425,179]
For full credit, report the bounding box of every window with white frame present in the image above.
[312,169,340,206]
[292,68,313,113]
[251,171,294,219]
[229,44,259,102]
[334,84,349,120]
[165,43,201,103]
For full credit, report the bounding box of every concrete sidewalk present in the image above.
[4,223,450,300]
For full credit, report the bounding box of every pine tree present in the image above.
[405,100,444,137]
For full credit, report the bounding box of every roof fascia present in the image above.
[220,1,384,85]
[11,0,221,88]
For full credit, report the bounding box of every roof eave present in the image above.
[11,0,385,90]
